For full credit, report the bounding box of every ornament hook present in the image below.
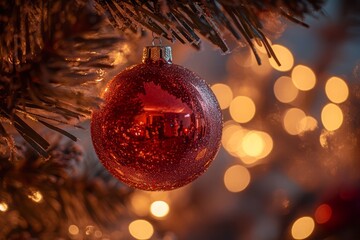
[151,33,163,46]
[143,33,171,64]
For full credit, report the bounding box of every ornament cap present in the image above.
[142,46,172,64]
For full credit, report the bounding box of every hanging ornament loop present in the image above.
[151,36,163,46]
[143,35,172,64]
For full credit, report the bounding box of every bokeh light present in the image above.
[291,65,316,91]
[222,123,273,164]
[298,116,318,133]
[250,56,273,77]
[269,44,294,72]
[129,219,154,240]
[274,76,299,103]
[315,204,332,224]
[0,202,8,212]
[230,51,257,68]
[224,165,251,192]
[291,216,315,240]
[325,76,349,103]
[85,225,95,236]
[241,131,264,157]
[150,201,170,218]
[211,83,234,109]
[95,230,102,238]
[130,191,151,216]
[222,122,245,155]
[321,103,343,131]
[28,190,43,203]
[240,131,273,165]
[256,131,274,159]
[254,37,272,54]
[283,108,306,135]
[229,96,256,123]
[68,225,79,235]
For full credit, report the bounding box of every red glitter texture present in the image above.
[91,61,222,191]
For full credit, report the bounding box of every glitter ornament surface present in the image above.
[91,47,222,191]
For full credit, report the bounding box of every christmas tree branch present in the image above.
[95,0,324,62]
[0,0,324,156]
[0,0,133,157]
[0,138,134,239]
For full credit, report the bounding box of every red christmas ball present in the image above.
[91,46,222,191]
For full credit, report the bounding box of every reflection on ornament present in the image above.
[91,45,222,191]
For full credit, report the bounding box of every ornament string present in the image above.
[151,32,163,46]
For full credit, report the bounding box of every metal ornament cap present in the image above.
[142,46,172,64]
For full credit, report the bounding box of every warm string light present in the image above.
[222,121,273,165]
[274,76,299,103]
[291,216,315,240]
[254,37,272,54]
[128,219,154,240]
[67,224,104,238]
[291,65,316,91]
[130,192,170,215]
[241,131,265,157]
[229,96,256,123]
[211,83,233,109]
[0,202,8,212]
[150,201,170,218]
[299,116,318,132]
[215,40,349,240]
[283,108,306,135]
[221,122,246,156]
[68,224,80,236]
[321,103,343,131]
[325,76,349,103]
[315,204,332,224]
[224,165,251,192]
[268,44,349,135]
[27,190,43,203]
[269,44,294,71]
[130,192,151,217]
[228,51,256,69]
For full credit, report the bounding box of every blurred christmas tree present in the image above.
[1,0,360,239]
